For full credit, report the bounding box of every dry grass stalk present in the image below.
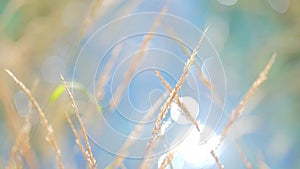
[167,27,224,107]
[5,121,31,169]
[144,135,174,169]
[138,136,161,169]
[140,119,173,169]
[5,80,40,169]
[109,6,168,111]
[144,27,208,156]
[110,91,168,169]
[234,142,253,169]
[218,54,276,146]
[210,150,224,169]
[65,113,90,166]
[113,0,142,19]
[153,69,200,131]
[0,78,19,139]
[79,0,104,39]
[60,75,97,168]
[120,163,127,169]
[158,151,174,169]
[145,121,172,159]
[166,27,212,89]
[257,152,270,169]
[5,69,64,169]
[96,44,122,100]
[152,27,208,136]
[141,137,167,168]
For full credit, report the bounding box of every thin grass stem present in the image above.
[5,69,64,169]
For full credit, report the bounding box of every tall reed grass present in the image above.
[1,1,278,169]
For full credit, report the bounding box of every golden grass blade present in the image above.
[210,150,224,169]
[143,136,171,169]
[120,163,127,169]
[109,6,168,111]
[65,113,90,166]
[96,44,122,100]
[153,69,200,131]
[167,27,212,87]
[152,27,208,136]
[138,136,161,169]
[6,79,39,169]
[144,27,208,156]
[158,151,174,169]
[234,142,253,169]
[60,75,97,168]
[139,28,208,169]
[0,72,21,139]
[113,0,142,19]
[79,0,104,39]
[166,27,223,107]
[109,90,168,169]
[5,121,31,169]
[218,54,276,146]
[5,69,64,169]
[257,152,271,169]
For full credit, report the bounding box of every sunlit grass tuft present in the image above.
[5,69,64,169]
[60,75,97,168]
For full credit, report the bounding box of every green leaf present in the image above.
[50,84,65,102]
[50,81,102,112]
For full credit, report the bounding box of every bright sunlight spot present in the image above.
[177,125,221,168]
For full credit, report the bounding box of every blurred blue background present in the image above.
[0,0,299,168]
